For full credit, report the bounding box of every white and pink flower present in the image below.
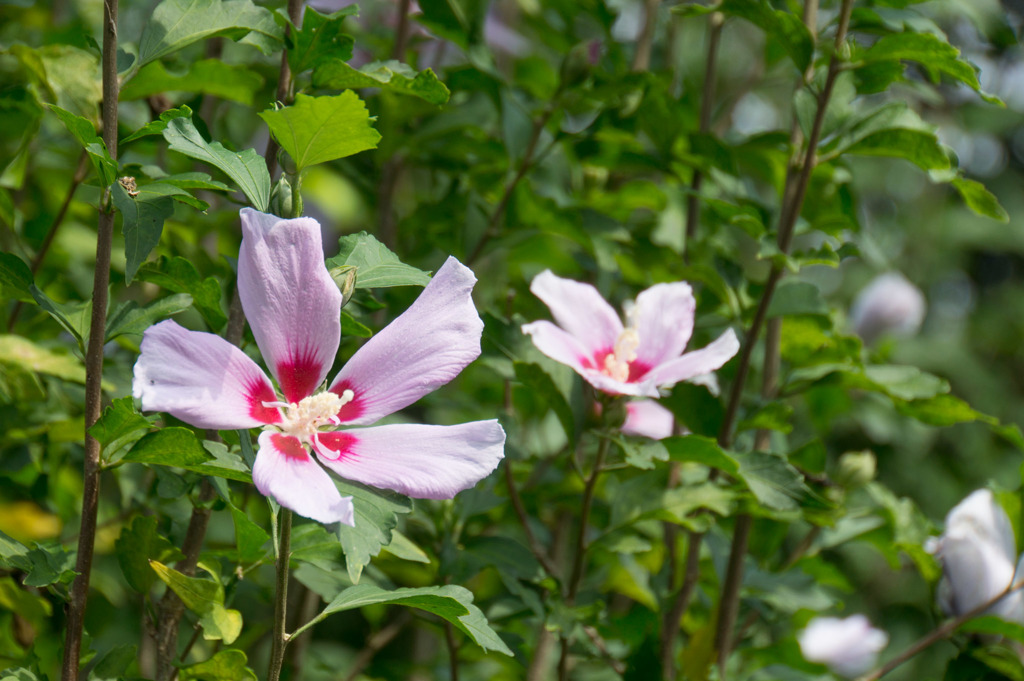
[133,209,505,526]
[521,271,739,399]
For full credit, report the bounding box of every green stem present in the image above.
[267,508,293,681]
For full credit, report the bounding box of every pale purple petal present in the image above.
[521,320,593,374]
[581,370,660,398]
[253,431,354,526]
[133,320,282,429]
[622,400,675,439]
[798,615,888,678]
[328,257,482,425]
[238,208,342,403]
[632,283,696,367]
[530,270,622,356]
[313,421,505,499]
[641,328,739,388]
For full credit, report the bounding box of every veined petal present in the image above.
[133,320,281,429]
[633,283,695,367]
[238,208,342,403]
[313,421,505,499]
[530,270,623,356]
[582,371,660,398]
[641,328,739,388]
[622,400,675,440]
[253,431,355,526]
[328,257,483,425]
[521,320,593,374]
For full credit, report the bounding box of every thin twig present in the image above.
[660,530,702,678]
[60,0,118,677]
[445,620,460,681]
[466,106,555,265]
[341,613,411,681]
[683,12,724,258]
[858,579,1024,681]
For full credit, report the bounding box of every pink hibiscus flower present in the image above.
[521,270,739,400]
[133,209,506,525]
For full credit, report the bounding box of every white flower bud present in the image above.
[849,272,926,344]
[929,489,1024,622]
[798,615,888,678]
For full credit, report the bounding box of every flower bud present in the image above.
[798,615,888,678]
[835,450,876,488]
[849,272,926,344]
[329,265,357,308]
[928,489,1024,622]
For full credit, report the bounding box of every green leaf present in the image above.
[717,0,814,72]
[325,232,431,289]
[116,516,185,593]
[137,0,283,67]
[0,253,33,303]
[179,650,257,681]
[136,256,227,329]
[11,44,102,121]
[0,530,30,571]
[514,362,575,448]
[661,435,740,475]
[313,60,450,106]
[335,479,412,583]
[120,60,264,106]
[197,440,253,483]
[154,172,231,193]
[48,105,117,187]
[863,364,948,401]
[258,92,381,172]
[0,577,51,629]
[112,181,180,283]
[381,529,431,563]
[735,450,807,511]
[122,428,215,468]
[89,644,138,681]
[0,334,88,385]
[765,281,828,318]
[316,584,512,655]
[952,176,1009,222]
[230,505,270,564]
[340,310,372,338]
[150,561,242,643]
[959,615,1024,643]
[29,287,91,349]
[89,397,155,459]
[22,543,76,587]
[859,32,996,101]
[843,128,950,171]
[105,293,193,341]
[286,6,356,74]
[120,105,193,145]
[162,117,271,212]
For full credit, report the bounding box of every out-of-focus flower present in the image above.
[798,615,888,678]
[848,272,926,344]
[927,489,1024,622]
[522,271,739,398]
[134,209,505,526]
[621,400,674,440]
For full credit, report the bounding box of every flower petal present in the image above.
[253,431,354,526]
[632,283,696,367]
[328,257,483,425]
[641,328,739,388]
[521,320,592,374]
[622,400,675,439]
[529,270,623,356]
[581,371,660,397]
[238,208,342,403]
[133,320,282,429]
[313,421,505,499]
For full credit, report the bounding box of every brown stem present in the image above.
[392,0,412,60]
[445,620,460,681]
[265,0,305,179]
[683,12,724,257]
[287,585,322,681]
[341,613,411,681]
[631,0,661,72]
[858,579,1024,681]
[660,530,702,679]
[60,0,117,677]
[466,106,555,265]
